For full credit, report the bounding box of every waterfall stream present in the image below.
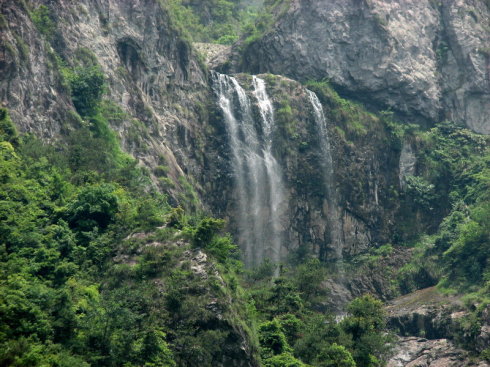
[307,90,343,262]
[212,72,286,268]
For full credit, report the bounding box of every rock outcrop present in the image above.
[234,0,490,133]
[387,337,490,367]
[385,287,490,367]
[386,287,464,339]
[115,228,261,367]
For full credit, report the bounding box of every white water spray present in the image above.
[212,72,287,268]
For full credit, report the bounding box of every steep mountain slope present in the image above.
[1,0,210,201]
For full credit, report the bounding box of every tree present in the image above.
[0,108,18,145]
[67,66,105,117]
[264,352,308,367]
[66,184,119,232]
[316,343,356,367]
[341,295,391,367]
[259,319,291,358]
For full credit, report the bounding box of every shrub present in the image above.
[259,319,291,357]
[0,108,18,145]
[315,343,356,367]
[66,66,105,117]
[31,5,56,39]
[66,184,119,232]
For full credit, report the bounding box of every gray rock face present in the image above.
[385,288,490,367]
[386,287,464,339]
[236,0,490,133]
[0,1,74,140]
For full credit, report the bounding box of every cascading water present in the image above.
[307,90,343,262]
[212,72,287,268]
[252,76,286,268]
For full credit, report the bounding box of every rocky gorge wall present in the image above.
[0,0,411,279]
[233,0,490,134]
[1,0,486,287]
[2,1,490,365]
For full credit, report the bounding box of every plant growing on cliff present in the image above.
[65,66,105,118]
[0,108,18,145]
[191,217,237,263]
[404,175,436,210]
[31,5,56,40]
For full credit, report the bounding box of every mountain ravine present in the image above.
[1,0,490,366]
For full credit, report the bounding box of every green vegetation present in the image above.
[64,65,105,118]
[241,0,291,48]
[0,51,257,365]
[0,112,169,365]
[1,98,394,366]
[0,106,259,366]
[305,81,384,141]
[393,121,490,291]
[1,55,395,365]
[165,0,262,45]
[31,5,56,40]
[163,0,291,46]
[306,79,490,356]
[9,1,490,363]
[0,108,19,145]
[276,99,298,139]
[243,258,392,367]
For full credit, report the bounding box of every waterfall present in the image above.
[252,76,286,268]
[212,72,286,268]
[307,90,343,262]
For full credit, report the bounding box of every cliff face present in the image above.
[385,288,490,367]
[235,0,490,133]
[1,0,211,198]
[204,71,404,282]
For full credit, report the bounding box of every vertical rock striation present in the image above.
[1,0,211,198]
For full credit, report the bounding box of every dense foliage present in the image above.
[244,259,392,367]
[166,0,262,44]
[0,101,393,367]
[393,122,490,293]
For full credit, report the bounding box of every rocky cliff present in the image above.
[1,0,211,200]
[0,0,445,295]
[233,0,490,133]
[385,287,490,367]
